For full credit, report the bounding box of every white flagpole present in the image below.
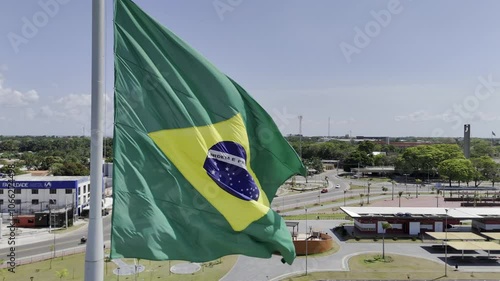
[84,0,105,280]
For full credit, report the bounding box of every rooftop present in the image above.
[1,175,90,182]
[341,207,500,219]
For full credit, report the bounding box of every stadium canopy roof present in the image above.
[341,207,500,219]
[481,232,500,240]
[448,241,500,251]
[425,232,485,240]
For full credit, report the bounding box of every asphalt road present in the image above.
[0,215,112,260]
[271,170,421,212]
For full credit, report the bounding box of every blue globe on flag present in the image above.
[203,141,260,201]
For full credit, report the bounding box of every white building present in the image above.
[0,175,93,216]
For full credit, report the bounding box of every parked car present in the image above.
[321,188,328,193]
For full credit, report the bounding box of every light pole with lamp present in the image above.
[436,190,439,207]
[343,190,347,206]
[367,182,371,204]
[391,181,395,201]
[48,204,52,233]
[403,174,408,192]
[444,208,448,277]
[305,207,308,275]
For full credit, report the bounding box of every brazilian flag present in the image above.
[111,0,306,265]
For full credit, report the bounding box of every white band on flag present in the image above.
[207,150,247,170]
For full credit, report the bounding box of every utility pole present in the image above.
[367,182,371,204]
[305,207,308,275]
[65,197,68,229]
[391,181,394,201]
[328,117,330,138]
[49,205,52,233]
[298,115,303,159]
[444,209,448,277]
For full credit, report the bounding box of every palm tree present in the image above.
[381,222,392,259]
[55,268,68,280]
[398,191,403,207]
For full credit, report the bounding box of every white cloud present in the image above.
[0,68,116,135]
[394,110,450,122]
[35,93,114,135]
[0,73,39,107]
[476,112,500,122]
[55,93,91,109]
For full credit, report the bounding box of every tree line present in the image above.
[1,135,499,186]
[0,136,112,176]
[287,137,500,187]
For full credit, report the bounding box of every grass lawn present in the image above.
[356,177,391,183]
[287,253,500,280]
[2,251,237,281]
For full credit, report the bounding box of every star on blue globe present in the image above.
[203,141,259,201]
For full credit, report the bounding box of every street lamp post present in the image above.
[367,182,371,204]
[344,190,347,206]
[404,174,408,192]
[436,190,439,207]
[444,208,448,277]
[305,207,308,275]
[391,181,395,201]
[49,205,52,233]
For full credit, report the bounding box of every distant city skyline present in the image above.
[1,1,500,137]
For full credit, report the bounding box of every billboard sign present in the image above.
[0,180,78,189]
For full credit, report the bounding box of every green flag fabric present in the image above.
[111,0,306,265]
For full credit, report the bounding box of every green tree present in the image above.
[395,144,462,178]
[433,144,465,160]
[343,150,372,172]
[358,141,375,154]
[40,156,64,170]
[0,139,20,152]
[373,154,387,166]
[304,157,324,173]
[51,161,89,176]
[470,139,494,158]
[471,156,498,187]
[20,152,40,170]
[438,158,475,187]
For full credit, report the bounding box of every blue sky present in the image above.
[1,0,500,137]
